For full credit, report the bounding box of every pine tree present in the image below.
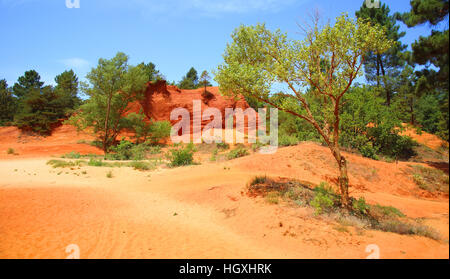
[178,67,198,89]
[0,79,17,125]
[356,1,407,106]
[12,70,44,99]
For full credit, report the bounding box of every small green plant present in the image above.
[278,134,299,147]
[106,171,113,178]
[352,197,370,216]
[216,142,230,150]
[88,158,104,167]
[210,148,219,161]
[61,151,81,159]
[227,147,249,160]
[250,175,269,186]
[167,144,195,167]
[265,191,280,204]
[358,143,379,160]
[6,148,15,155]
[47,159,80,168]
[129,161,152,171]
[310,192,335,214]
[410,165,449,193]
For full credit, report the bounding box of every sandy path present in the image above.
[0,150,448,259]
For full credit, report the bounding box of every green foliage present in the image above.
[61,151,81,159]
[340,85,416,160]
[278,134,299,147]
[250,175,269,186]
[138,62,163,82]
[54,70,80,114]
[199,70,212,89]
[227,146,249,160]
[67,52,149,152]
[47,159,82,168]
[415,94,442,135]
[355,1,407,105]
[129,161,152,171]
[310,183,339,214]
[106,171,113,178]
[358,142,379,160]
[215,14,391,206]
[167,144,195,167]
[369,204,405,219]
[178,67,199,89]
[265,192,280,204]
[216,142,230,150]
[352,197,370,216]
[14,86,64,135]
[410,165,449,193]
[0,80,17,125]
[88,158,104,167]
[148,120,171,144]
[6,148,15,155]
[12,70,44,99]
[108,139,149,161]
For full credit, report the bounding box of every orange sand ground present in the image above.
[401,124,448,151]
[0,126,448,259]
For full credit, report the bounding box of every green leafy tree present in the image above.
[397,0,449,140]
[139,62,163,82]
[14,85,63,134]
[199,70,212,90]
[12,70,44,99]
[178,67,198,89]
[392,65,420,125]
[215,14,391,207]
[54,69,80,114]
[356,1,407,105]
[0,80,17,125]
[68,52,149,152]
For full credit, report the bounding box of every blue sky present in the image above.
[0,0,436,87]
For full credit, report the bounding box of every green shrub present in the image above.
[410,165,449,193]
[250,175,269,185]
[369,204,405,219]
[148,120,171,144]
[167,144,195,167]
[61,151,81,159]
[129,161,151,171]
[265,191,280,204]
[216,142,230,150]
[352,197,370,216]
[310,192,335,214]
[47,159,81,168]
[6,148,15,155]
[88,158,104,167]
[106,171,113,178]
[310,182,339,214]
[278,134,299,147]
[358,143,379,160]
[210,148,218,161]
[227,147,249,160]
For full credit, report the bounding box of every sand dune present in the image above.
[0,142,448,259]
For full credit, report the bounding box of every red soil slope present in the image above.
[126,80,251,130]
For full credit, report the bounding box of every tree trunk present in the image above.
[337,155,350,208]
[379,58,390,106]
[376,54,380,87]
[103,95,112,153]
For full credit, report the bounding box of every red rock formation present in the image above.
[126,80,252,130]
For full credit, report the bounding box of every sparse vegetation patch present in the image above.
[247,176,441,240]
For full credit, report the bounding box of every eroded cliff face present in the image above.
[127,80,251,129]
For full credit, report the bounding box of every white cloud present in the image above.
[58,58,90,69]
